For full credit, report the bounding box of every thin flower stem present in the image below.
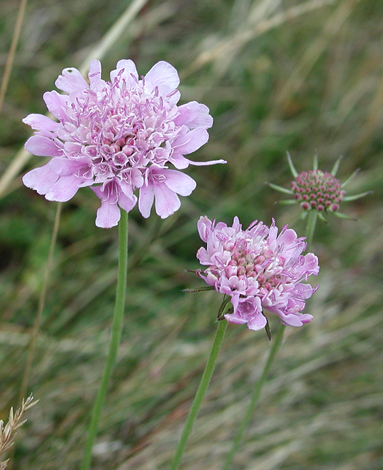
[80,211,128,470]
[305,210,318,251]
[169,320,228,470]
[221,323,286,470]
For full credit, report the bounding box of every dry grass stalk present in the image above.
[0,396,37,469]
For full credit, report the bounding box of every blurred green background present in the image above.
[0,0,382,468]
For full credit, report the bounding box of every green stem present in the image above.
[80,211,128,470]
[169,320,228,470]
[221,323,285,470]
[305,210,318,251]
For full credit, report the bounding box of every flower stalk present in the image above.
[221,323,285,470]
[80,211,128,470]
[169,319,228,470]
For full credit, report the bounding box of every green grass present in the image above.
[1,0,383,469]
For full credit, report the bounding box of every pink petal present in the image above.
[95,200,121,228]
[22,164,59,194]
[43,91,68,121]
[173,128,209,155]
[88,60,106,91]
[167,90,181,106]
[182,157,227,167]
[163,169,196,196]
[302,253,320,276]
[278,228,297,246]
[197,216,213,243]
[25,135,62,157]
[48,157,90,176]
[145,61,180,93]
[111,59,138,86]
[169,153,191,170]
[174,102,213,129]
[247,313,267,331]
[153,184,180,218]
[45,175,80,202]
[55,67,89,94]
[276,311,312,327]
[138,184,155,218]
[117,181,137,213]
[224,313,248,325]
[23,114,58,132]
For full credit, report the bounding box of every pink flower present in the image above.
[196,216,319,330]
[22,60,225,228]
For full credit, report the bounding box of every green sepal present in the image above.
[333,211,357,221]
[331,155,343,176]
[287,152,298,178]
[343,191,372,201]
[267,182,294,195]
[217,295,232,320]
[318,211,327,222]
[278,199,298,205]
[341,169,360,188]
[183,286,215,293]
[313,152,318,170]
[264,318,272,341]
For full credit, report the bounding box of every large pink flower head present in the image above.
[196,216,319,331]
[22,60,225,228]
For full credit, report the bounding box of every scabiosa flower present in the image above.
[196,216,319,331]
[269,153,371,221]
[22,60,225,228]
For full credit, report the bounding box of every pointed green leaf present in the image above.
[313,153,318,170]
[287,152,298,178]
[265,318,272,341]
[331,155,343,176]
[343,191,372,201]
[333,211,357,221]
[318,212,327,222]
[267,182,294,195]
[278,199,299,205]
[341,169,360,188]
[183,286,215,293]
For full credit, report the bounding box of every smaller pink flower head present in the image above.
[22,59,225,228]
[196,216,319,330]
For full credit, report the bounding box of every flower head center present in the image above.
[223,238,284,292]
[291,169,346,212]
[60,79,176,186]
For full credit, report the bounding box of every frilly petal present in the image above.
[174,102,213,129]
[45,175,80,202]
[43,91,68,121]
[145,61,180,93]
[111,59,139,86]
[22,164,59,195]
[138,184,154,219]
[95,199,121,228]
[153,183,180,219]
[55,67,89,94]
[23,114,58,132]
[25,135,62,157]
[163,169,196,196]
